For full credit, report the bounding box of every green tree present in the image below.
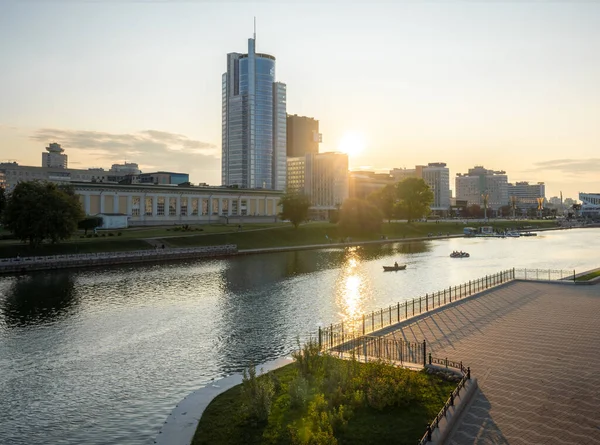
[338,198,382,236]
[2,182,85,247]
[0,187,6,221]
[279,193,311,228]
[78,216,103,235]
[395,178,434,223]
[369,184,397,223]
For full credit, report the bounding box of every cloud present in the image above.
[30,128,220,175]
[531,158,600,175]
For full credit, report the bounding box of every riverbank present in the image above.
[0,220,562,259]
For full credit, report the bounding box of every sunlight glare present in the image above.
[338,132,366,157]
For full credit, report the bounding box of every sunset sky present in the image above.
[1,2,599,199]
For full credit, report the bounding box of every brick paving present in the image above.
[382,281,600,445]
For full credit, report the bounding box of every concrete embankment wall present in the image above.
[0,246,237,275]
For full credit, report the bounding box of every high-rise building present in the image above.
[507,182,546,209]
[455,166,508,211]
[286,114,321,157]
[421,163,450,212]
[287,152,348,219]
[42,143,68,169]
[348,171,395,199]
[222,33,287,190]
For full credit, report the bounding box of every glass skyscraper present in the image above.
[222,35,287,190]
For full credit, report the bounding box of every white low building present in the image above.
[96,213,129,229]
[73,182,283,226]
[579,193,600,218]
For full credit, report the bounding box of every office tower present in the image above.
[421,163,450,212]
[507,182,546,209]
[222,33,287,190]
[286,114,321,157]
[456,166,508,211]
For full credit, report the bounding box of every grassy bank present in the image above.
[193,348,456,445]
[0,220,560,258]
[575,270,600,281]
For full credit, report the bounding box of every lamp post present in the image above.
[536,197,544,220]
[510,195,518,220]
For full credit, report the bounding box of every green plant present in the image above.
[117,232,122,236]
[241,364,275,423]
[108,232,114,236]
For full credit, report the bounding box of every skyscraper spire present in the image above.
[253,16,256,40]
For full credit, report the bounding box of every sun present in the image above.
[338,132,366,157]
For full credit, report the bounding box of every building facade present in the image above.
[139,171,190,185]
[507,182,546,209]
[222,35,287,190]
[287,152,348,219]
[286,114,321,157]
[420,163,450,212]
[348,171,395,200]
[579,193,600,218]
[42,143,68,169]
[455,166,508,211]
[73,182,282,226]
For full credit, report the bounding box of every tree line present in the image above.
[280,177,435,233]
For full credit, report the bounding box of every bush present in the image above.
[117,232,122,236]
[241,364,275,423]
[94,234,99,238]
[108,232,114,236]
[86,234,93,238]
[79,235,85,239]
[101,233,106,237]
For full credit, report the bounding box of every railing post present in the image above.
[450,391,454,406]
[426,293,429,311]
[428,352,432,365]
[362,314,365,335]
[469,280,472,294]
[573,270,576,282]
[512,267,515,279]
[318,327,322,350]
[423,340,427,367]
[371,312,374,331]
[426,424,432,441]
[330,324,333,348]
[467,367,471,380]
[405,302,408,319]
[413,299,415,316]
[449,286,452,302]
[341,321,344,343]
[419,297,422,313]
[397,302,400,322]
[444,288,446,304]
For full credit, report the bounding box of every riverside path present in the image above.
[379,280,600,445]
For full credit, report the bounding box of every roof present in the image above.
[95,213,128,216]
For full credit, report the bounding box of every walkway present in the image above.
[381,281,600,445]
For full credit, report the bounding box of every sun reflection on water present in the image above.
[335,248,371,333]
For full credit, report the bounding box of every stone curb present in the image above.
[154,357,293,445]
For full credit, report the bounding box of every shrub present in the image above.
[288,375,310,409]
[241,364,275,423]
[108,232,114,236]
[292,339,324,381]
[117,232,122,236]
[94,234,99,238]
[86,234,93,238]
[101,233,106,237]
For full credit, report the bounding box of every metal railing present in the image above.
[513,268,574,281]
[328,334,425,367]
[0,244,238,266]
[319,269,515,350]
[419,357,471,444]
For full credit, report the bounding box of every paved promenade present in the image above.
[382,281,600,445]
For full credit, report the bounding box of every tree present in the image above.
[0,187,6,221]
[279,193,311,228]
[369,184,397,223]
[465,204,484,218]
[338,198,382,236]
[78,216,103,235]
[395,178,434,223]
[2,182,85,247]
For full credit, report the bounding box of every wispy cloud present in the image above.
[30,128,219,174]
[531,158,600,175]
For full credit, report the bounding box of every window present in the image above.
[192,198,199,216]
[145,197,153,216]
[180,197,188,216]
[169,198,176,216]
[202,199,209,216]
[157,197,165,216]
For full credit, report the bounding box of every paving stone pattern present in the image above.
[383,281,600,445]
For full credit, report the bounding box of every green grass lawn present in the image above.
[575,270,600,281]
[193,349,456,445]
[0,220,559,258]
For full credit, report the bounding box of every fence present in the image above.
[328,334,425,367]
[513,268,574,281]
[319,269,516,350]
[418,357,471,444]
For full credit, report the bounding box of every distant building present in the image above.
[139,172,189,185]
[73,182,282,226]
[222,33,287,190]
[455,166,508,211]
[579,193,600,218]
[286,114,321,157]
[0,161,108,191]
[349,171,395,200]
[390,163,450,213]
[507,182,546,209]
[42,143,68,169]
[420,163,450,212]
[287,152,348,219]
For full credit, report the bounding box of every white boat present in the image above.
[505,231,521,237]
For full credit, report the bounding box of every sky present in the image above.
[1,1,599,199]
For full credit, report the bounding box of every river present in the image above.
[0,228,598,444]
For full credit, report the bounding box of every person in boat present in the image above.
[394,261,399,268]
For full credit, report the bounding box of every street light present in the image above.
[481,193,489,220]
[510,196,518,220]
[536,197,544,220]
